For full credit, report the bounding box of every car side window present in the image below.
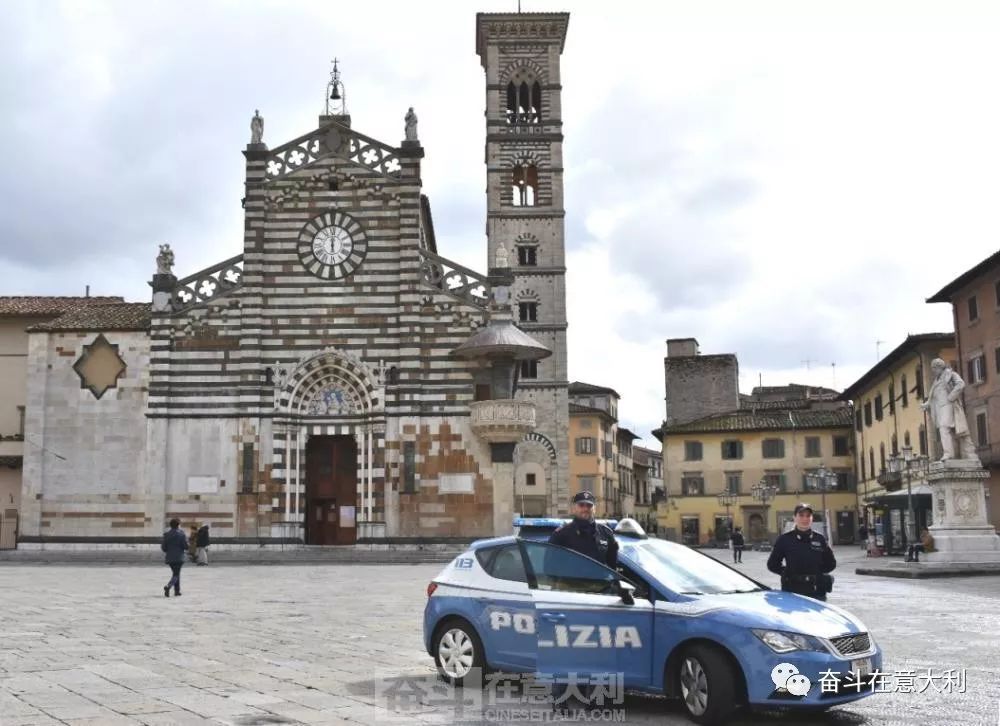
[488,544,528,583]
[617,563,652,601]
[520,540,618,594]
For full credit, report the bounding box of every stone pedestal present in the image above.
[924,460,1000,564]
[150,273,176,313]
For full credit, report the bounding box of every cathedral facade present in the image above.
[19,12,571,544]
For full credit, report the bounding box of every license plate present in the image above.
[850,658,872,677]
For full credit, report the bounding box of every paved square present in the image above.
[1,547,998,725]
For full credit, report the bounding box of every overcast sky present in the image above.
[3,0,1000,447]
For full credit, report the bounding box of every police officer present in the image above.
[766,503,836,600]
[548,491,619,568]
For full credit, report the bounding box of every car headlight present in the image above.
[752,629,827,654]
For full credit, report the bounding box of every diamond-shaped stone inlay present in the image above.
[72,334,126,400]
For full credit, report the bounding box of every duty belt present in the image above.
[784,574,817,584]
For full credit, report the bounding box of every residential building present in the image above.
[928,249,1000,525]
[839,333,956,554]
[632,445,663,533]
[568,382,620,515]
[616,427,638,517]
[655,341,856,545]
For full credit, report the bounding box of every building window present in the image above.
[684,441,703,461]
[833,435,849,457]
[603,441,613,459]
[526,473,537,486]
[995,347,1000,375]
[805,436,821,458]
[474,383,492,401]
[519,359,538,379]
[904,430,911,448]
[855,409,863,432]
[835,471,852,491]
[241,443,255,494]
[869,448,876,477]
[681,475,704,496]
[879,443,886,473]
[578,475,596,492]
[901,375,908,407]
[518,302,538,322]
[891,432,898,456]
[517,245,537,266]
[403,442,416,493]
[512,163,538,206]
[16,405,25,438]
[915,365,925,399]
[763,471,786,492]
[968,294,979,322]
[762,438,785,459]
[575,437,596,455]
[976,412,988,447]
[860,455,866,482]
[995,279,1000,308]
[721,440,743,460]
[506,79,542,124]
[874,393,883,421]
[888,380,896,415]
[725,472,741,494]
[968,355,986,384]
[864,401,873,427]
[918,425,928,456]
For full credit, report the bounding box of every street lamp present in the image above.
[751,479,778,543]
[805,464,838,540]
[717,490,738,533]
[887,445,928,551]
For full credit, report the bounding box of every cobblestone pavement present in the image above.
[1,546,998,725]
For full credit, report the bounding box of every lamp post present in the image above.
[751,479,778,544]
[717,490,738,538]
[887,445,928,549]
[805,464,839,540]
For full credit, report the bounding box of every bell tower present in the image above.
[477,12,571,514]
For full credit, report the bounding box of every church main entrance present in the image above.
[305,435,357,545]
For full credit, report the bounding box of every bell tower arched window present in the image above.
[506,80,542,124]
[512,163,538,206]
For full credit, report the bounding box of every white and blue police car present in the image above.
[423,517,882,725]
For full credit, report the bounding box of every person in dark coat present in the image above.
[766,503,836,601]
[161,518,188,597]
[730,526,745,563]
[195,524,210,566]
[548,491,618,568]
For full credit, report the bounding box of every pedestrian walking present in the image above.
[730,526,745,563]
[162,518,188,597]
[196,524,210,566]
[766,503,836,601]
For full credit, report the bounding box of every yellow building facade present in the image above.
[841,333,955,554]
[655,408,857,545]
[568,403,619,515]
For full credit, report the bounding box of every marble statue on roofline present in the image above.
[156,244,175,276]
[251,109,264,145]
[404,107,418,142]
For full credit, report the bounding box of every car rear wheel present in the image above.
[433,619,485,687]
[677,644,738,725]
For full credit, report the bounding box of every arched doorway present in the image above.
[747,513,765,543]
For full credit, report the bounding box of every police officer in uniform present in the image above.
[548,491,619,568]
[767,503,836,600]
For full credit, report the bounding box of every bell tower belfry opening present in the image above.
[476,12,571,515]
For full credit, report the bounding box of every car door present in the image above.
[475,543,536,670]
[519,539,654,687]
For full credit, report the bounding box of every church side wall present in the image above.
[21,331,150,538]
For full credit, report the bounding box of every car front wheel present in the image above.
[433,619,485,687]
[677,644,739,725]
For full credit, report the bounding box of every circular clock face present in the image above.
[297,211,367,280]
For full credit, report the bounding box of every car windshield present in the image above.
[626,539,764,596]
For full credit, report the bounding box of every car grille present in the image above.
[830,632,871,657]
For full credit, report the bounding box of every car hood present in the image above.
[659,590,867,639]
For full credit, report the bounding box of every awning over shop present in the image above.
[865,484,932,505]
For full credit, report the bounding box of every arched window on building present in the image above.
[901,374,909,407]
[918,424,928,456]
[879,443,886,473]
[904,430,911,449]
[506,80,542,124]
[512,163,538,206]
[891,432,898,456]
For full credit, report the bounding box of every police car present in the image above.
[423,517,882,725]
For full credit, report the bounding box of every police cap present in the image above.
[573,491,596,505]
[794,502,814,515]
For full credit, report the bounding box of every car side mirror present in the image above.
[617,579,636,605]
